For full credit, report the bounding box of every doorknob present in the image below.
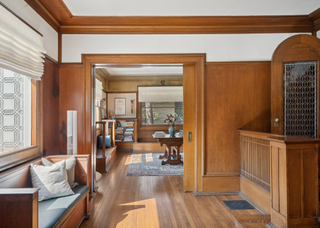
[274,118,279,128]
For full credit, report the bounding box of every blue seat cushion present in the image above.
[97,135,111,148]
[39,185,89,228]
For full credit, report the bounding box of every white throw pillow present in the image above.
[30,160,74,201]
[42,156,78,188]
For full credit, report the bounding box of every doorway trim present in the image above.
[82,54,206,193]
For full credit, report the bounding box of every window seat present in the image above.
[0,155,90,228]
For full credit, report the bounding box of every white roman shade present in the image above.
[138,86,183,102]
[96,78,103,106]
[0,4,46,80]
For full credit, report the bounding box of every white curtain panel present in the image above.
[138,86,183,102]
[96,78,103,101]
[0,4,46,80]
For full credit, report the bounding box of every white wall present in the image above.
[62,33,308,63]
[318,31,320,39]
[2,0,58,61]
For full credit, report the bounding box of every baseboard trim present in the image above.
[266,223,277,228]
[239,192,269,215]
[193,191,239,196]
[106,155,117,172]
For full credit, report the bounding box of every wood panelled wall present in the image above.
[204,62,271,192]
[42,56,60,156]
[106,76,182,92]
[59,64,85,155]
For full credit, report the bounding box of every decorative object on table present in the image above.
[178,130,183,137]
[114,98,126,115]
[154,131,165,137]
[164,114,180,137]
[127,153,183,176]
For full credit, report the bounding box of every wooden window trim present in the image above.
[0,79,42,172]
[139,101,183,128]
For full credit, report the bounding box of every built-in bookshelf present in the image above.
[115,119,138,143]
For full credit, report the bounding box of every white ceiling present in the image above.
[96,65,183,77]
[63,0,320,16]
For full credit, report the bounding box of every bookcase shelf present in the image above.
[115,118,138,143]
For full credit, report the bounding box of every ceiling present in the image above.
[96,65,183,78]
[63,0,320,16]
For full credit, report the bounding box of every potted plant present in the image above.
[164,114,180,137]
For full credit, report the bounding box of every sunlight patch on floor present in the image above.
[145,153,153,162]
[116,198,160,228]
[124,153,154,166]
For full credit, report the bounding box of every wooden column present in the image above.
[0,188,39,228]
[267,136,319,228]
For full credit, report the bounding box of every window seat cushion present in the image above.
[38,185,89,228]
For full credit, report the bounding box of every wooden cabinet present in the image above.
[267,136,319,228]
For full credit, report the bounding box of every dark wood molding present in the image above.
[23,0,317,35]
[0,2,43,36]
[59,15,313,34]
[25,0,61,32]
[58,32,62,63]
[309,8,320,32]
[44,54,59,66]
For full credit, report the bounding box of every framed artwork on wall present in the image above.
[114,98,126,115]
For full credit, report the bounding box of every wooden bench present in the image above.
[0,155,90,228]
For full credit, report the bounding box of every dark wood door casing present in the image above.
[271,34,320,136]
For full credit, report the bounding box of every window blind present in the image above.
[0,4,46,80]
[138,86,183,102]
[96,78,103,106]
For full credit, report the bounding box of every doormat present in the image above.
[127,153,183,176]
[222,200,255,210]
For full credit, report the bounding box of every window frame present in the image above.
[0,77,42,172]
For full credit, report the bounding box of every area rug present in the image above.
[127,153,183,176]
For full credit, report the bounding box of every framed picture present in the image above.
[114,98,126,115]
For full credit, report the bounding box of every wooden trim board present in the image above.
[240,176,271,214]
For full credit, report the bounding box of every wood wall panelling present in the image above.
[268,137,319,228]
[205,62,271,178]
[309,8,320,32]
[42,56,60,156]
[240,176,271,214]
[203,176,240,192]
[59,16,314,34]
[106,76,183,92]
[59,64,85,155]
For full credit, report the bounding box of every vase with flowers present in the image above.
[164,114,180,137]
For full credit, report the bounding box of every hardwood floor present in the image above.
[80,152,261,228]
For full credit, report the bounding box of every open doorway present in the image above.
[84,54,205,193]
[94,64,184,177]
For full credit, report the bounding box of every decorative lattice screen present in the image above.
[284,62,317,138]
[0,68,24,152]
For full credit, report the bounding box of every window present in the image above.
[141,102,183,125]
[0,68,32,152]
[0,67,40,171]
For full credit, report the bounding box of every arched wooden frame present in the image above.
[82,54,206,193]
[271,34,320,136]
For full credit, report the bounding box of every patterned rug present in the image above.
[127,153,183,176]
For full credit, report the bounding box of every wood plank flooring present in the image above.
[80,152,261,228]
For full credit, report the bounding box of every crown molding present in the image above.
[309,8,320,32]
[24,0,318,34]
[59,15,313,34]
[24,0,73,32]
